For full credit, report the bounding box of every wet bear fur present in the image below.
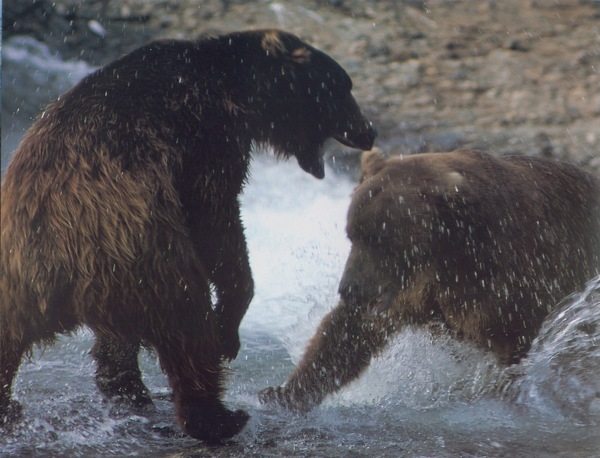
[0,29,375,439]
[260,148,600,412]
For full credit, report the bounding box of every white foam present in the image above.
[240,152,352,339]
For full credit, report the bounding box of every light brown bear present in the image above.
[0,30,375,440]
[260,148,600,412]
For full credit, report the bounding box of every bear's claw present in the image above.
[258,386,313,413]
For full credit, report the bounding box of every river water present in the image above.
[1,37,599,457]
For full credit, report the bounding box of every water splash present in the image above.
[506,275,600,424]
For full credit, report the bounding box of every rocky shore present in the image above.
[4,0,600,173]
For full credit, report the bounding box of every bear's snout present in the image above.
[333,121,376,151]
[338,246,392,309]
[331,95,376,151]
[338,276,393,312]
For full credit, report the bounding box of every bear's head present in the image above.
[218,29,376,179]
[338,149,466,312]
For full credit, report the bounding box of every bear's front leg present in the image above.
[198,203,255,361]
[213,249,254,361]
[154,327,249,441]
[259,299,393,412]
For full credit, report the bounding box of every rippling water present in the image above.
[1,39,599,457]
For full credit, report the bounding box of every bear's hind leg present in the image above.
[91,334,152,407]
[0,338,28,425]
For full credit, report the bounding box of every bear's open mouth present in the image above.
[297,151,325,179]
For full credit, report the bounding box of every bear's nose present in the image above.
[338,278,374,307]
[337,281,356,305]
[338,277,391,311]
[338,247,375,305]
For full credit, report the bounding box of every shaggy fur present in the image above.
[0,29,375,439]
[260,149,600,412]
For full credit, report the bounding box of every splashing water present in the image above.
[506,275,600,424]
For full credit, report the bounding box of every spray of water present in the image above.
[505,275,600,424]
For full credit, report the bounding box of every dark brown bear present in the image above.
[260,149,600,412]
[0,29,375,440]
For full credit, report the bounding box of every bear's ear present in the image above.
[442,171,465,192]
[261,30,312,63]
[427,169,466,203]
[429,169,483,243]
[360,148,385,181]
